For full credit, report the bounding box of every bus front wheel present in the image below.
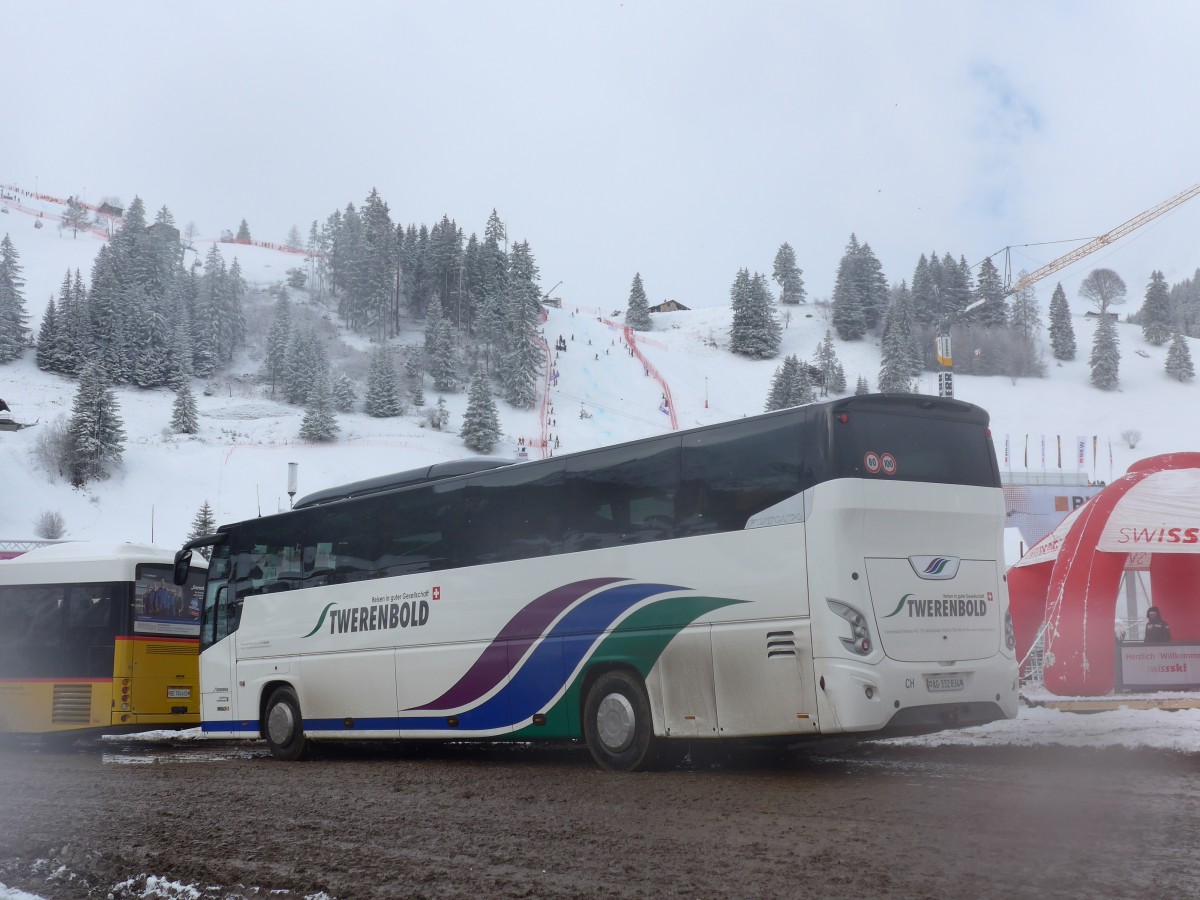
[583,670,657,772]
[263,687,309,761]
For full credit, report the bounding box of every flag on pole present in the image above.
[1076,436,1087,470]
[1004,434,1010,469]
[1057,435,1062,469]
[1041,435,1046,471]
[1024,435,1028,469]
[1093,435,1098,471]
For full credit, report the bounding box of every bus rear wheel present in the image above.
[264,687,309,761]
[583,670,658,772]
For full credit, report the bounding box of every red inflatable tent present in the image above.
[1008,452,1200,696]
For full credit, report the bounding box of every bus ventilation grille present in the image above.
[146,643,193,656]
[766,630,798,660]
[51,683,93,724]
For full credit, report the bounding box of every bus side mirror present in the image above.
[173,549,193,586]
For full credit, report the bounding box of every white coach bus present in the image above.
[175,394,1018,770]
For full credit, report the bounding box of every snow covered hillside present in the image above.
[1,190,1197,553]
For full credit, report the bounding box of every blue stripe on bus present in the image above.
[303,717,399,731]
[201,720,259,733]
[394,581,683,731]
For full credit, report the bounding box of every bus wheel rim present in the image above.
[596,692,636,753]
[268,702,295,745]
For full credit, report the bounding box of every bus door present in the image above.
[198,547,240,729]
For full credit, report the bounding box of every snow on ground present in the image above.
[879,703,1200,752]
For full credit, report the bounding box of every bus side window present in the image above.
[675,479,716,536]
[466,461,565,565]
[63,586,117,676]
[682,413,809,533]
[566,436,679,551]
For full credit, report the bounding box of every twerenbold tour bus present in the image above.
[0,542,206,737]
[175,394,1018,770]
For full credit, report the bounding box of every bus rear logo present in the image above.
[909,555,961,580]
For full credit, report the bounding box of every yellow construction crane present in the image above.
[966,182,1200,314]
[936,183,1200,397]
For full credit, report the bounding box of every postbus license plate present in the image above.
[167,688,192,699]
[926,676,964,692]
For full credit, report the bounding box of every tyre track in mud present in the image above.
[2,738,1199,899]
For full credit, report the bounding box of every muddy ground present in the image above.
[1,735,1198,899]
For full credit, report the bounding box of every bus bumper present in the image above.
[813,656,1019,735]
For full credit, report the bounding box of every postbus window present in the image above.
[680,413,810,534]
[1,586,64,677]
[566,436,680,551]
[62,584,119,677]
[2,583,121,678]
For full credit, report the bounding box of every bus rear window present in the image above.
[834,410,999,488]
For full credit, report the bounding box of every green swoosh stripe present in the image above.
[883,593,912,618]
[302,602,339,638]
[514,594,745,739]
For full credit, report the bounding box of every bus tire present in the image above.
[583,670,657,772]
[263,686,308,761]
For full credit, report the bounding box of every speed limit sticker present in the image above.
[863,451,881,474]
[881,453,897,475]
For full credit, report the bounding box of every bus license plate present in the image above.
[167,688,192,699]
[926,676,964,692]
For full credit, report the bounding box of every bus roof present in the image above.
[289,395,991,513]
[0,542,206,585]
[293,457,515,509]
[831,392,989,423]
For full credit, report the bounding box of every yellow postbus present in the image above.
[0,542,205,737]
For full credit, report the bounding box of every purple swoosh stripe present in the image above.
[411,577,627,710]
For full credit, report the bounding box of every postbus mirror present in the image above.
[173,549,193,586]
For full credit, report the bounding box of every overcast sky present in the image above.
[5,1,1200,311]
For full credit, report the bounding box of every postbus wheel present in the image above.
[583,670,657,772]
[263,686,309,761]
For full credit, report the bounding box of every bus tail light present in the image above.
[1004,610,1016,651]
[827,599,875,657]
[121,678,131,710]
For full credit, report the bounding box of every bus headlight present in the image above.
[827,599,875,657]
[1004,610,1016,651]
